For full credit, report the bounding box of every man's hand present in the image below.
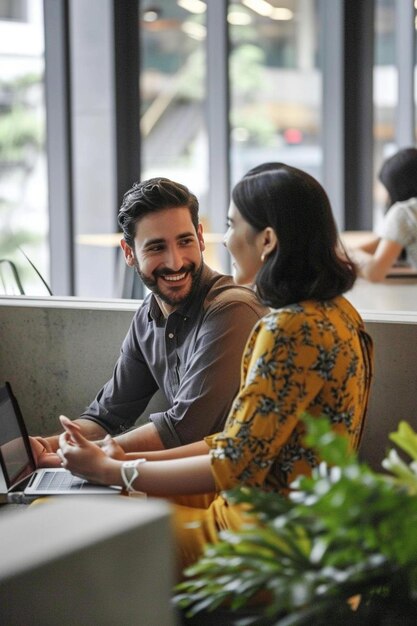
[100,435,126,461]
[30,437,62,468]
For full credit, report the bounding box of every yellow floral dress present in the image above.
[174,296,373,572]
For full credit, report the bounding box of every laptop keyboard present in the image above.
[37,471,97,491]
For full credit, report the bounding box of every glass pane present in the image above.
[139,1,209,229]
[229,0,322,186]
[415,1,417,145]
[373,0,396,229]
[0,0,49,296]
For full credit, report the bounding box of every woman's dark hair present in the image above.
[379,147,417,205]
[232,162,356,308]
[118,177,199,247]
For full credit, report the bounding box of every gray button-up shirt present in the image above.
[81,264,267,447]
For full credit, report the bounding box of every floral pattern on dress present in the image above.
[208,296,373,496]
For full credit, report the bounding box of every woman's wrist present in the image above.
[120,459,147,492]
[103,457,123,487]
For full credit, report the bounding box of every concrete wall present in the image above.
[0,297,137,434]
[358,313,417,470]
[0,497,175,626]
[0,295,416,470]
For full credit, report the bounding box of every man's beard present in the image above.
[133,258,203,308]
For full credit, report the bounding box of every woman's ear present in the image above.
[260,227,278,260]
[120,239,136,267]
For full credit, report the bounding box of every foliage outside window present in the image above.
[0,2,48,295]
[0,72,47,294]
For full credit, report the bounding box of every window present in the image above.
[415,0,417,144]
[229,0,322,186]
[0,0,48,295]
[373,0,396,227]
[140,0,208,212]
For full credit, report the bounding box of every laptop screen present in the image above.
[0,384,35,488]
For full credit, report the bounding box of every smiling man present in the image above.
[34,177,266,463]
[121,201,204,318]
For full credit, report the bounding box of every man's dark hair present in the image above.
[232,162,356,309]
[118,177,199,247]
[379,147,417,206]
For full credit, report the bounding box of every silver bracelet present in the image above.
[120,459,147,493]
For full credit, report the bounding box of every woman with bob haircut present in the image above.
[58,163,373,573]
[349,146,417,281]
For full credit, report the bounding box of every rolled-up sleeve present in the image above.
[80,322,159,435]
[150,300,263,448]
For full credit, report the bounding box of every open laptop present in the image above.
[0,382,121,502]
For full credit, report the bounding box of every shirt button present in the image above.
[168,332,174,339]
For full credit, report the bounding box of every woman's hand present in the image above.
[58,416,215,496]
[57,415,118,485]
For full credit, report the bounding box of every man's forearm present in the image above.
[42,418,108,452]
[46,419,165,454]
[124,439,210,461]
[114,422,166,452]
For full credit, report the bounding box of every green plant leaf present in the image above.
[301,414,353,467]
[389,421,417,462]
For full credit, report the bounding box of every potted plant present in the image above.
[175,417,417,625]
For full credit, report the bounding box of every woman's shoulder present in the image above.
[386,197,417,222]
[257,301,320,332]
[258,297,363,331]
